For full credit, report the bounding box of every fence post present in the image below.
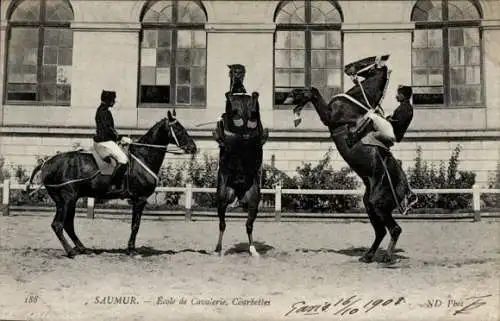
[2,179,10,216]
[185,183,193,221]
[472,184,481,222]
[86,197,95,219]
[274,183,282,222]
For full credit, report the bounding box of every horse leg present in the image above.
[127,198,147,256]
[382,214,402,263]
[245,184,260,257]
[52,201,78,258]
[359,191,387,263]
[215,185,234,255]
[63,199,92,255]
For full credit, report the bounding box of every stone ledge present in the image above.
[342,23,415,33]
[71,22,141,32]
[1,126,499,142]
[205,23,276,33]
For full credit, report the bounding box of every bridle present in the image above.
[129,119,184,154]
[349,57,388,115]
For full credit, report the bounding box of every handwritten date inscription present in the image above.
[285,296,405,317]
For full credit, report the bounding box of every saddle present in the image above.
[79,144,129,176]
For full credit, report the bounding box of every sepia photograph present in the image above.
[0,0,499,320]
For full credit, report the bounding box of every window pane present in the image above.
[156,67,170,85]
[465,66,480,84]
[311,69,327,87]
[177,30,192,48]
[449,47,465,65]
[191,68,205,86]
[450,67,466,85]
[7,84,37,101]
[43,46,58,65]
[59,29,73,47]
[176,86,190,104]
[290,50,305,68]
[448,0,481,20]
[311,31,326,49]
[464,28,480,46]
[327,69,341,87]
[311,50,326,68]
[193,30,206,48]
[142,30,157,48]
[158,30,172,48]
[310,7,327,24]
[275,50,290,68]
[141,67,156,85]
[45,0,74,21]
[428,69,443,85]
[413,86,444,105]
[157,48,171,67]
[191,50,206,67]
[275,70,290,86]
[58,48,72,65]
[449,28,464,46]
[178,1,206,23]
[327,31,341,49]
[44,29,60,46]
[143,2,173,23]
[177,67,190,85]
[290,70,305,86]
[191,87,205,104]
[176,50,191,66]
[10,0,41,21]
[326,50,341,67]
[141,85,170,103]
[412,69,428,85]
[40,84,57,101]
[427,30,442,48]
[275,1,306,24]
[464,47,480,65]
[413,30,428,48]
[56,85,71,102]
[42,66,57,82]
[141,48,157,67]
[411,0,443,21]
[56,66,71,85]
[10,28,39,49]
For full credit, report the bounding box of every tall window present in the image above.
[411,0,483,107]
[273,0,343,106]
[5,0,74,105]
[139,0,207,107]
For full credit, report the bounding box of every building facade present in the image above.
[0,0,499,185]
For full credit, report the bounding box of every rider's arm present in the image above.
[386,103,413,142]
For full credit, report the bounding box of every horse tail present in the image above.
[24,159,46,194]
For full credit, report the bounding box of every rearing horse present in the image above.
[283,55,414,263]
[25,110,197,258]
[213,64,268,257]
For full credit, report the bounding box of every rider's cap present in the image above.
[397,85,412,98]
[101,90,116,104]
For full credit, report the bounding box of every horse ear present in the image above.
[172,108,176,117]
[167,110,173,121]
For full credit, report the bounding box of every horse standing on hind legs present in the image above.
[212,64,269,257]
[283,55,417,263]
[25,109,197,258]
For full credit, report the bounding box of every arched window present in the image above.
[273,0,343,106]
[139,0,207,107]
[6,0,74,105]
[411,0,483,106]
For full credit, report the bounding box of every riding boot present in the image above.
[109,163,128,198]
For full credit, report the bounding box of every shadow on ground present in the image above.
[295,246,409,263]
[224,241,275,256]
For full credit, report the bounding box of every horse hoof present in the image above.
[249,245,260,257]
[381,254,395,264]
[127,249,139,257]
[67,249,78,259]
[74,246,93,255]
[359,255,373,263]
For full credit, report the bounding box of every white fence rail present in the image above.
[1,179,499,221]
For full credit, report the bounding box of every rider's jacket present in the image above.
[386,100,413,142]
[94,103,120,143]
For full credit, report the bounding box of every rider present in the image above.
[93,90,132,195]
[349,85,414,148]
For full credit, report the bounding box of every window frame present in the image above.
[4,0,74,106]
[411,0,484,109]
[138,0,208,109]
[273,0,344,110]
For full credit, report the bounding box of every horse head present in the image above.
[228,64,247,94]
[164,109,198,154]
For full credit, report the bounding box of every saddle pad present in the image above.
[361,132,390,151]
[90,149,116,175]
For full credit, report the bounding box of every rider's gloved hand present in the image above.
[121,136,132,145]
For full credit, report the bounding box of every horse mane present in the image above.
[137,118,166,144]
[342,66,388,112]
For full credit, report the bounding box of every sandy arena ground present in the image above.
[0,214,499,321]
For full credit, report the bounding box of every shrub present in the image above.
[407,145,476,211]
[482,161,500,208]
[186,153,218,208]
[291,148,360,212]
[157,162,185,206]
[261,163,298,209]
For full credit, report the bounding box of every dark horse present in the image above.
[283,55,414,263]
[25,110,197,258]
[213,64,268,257]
